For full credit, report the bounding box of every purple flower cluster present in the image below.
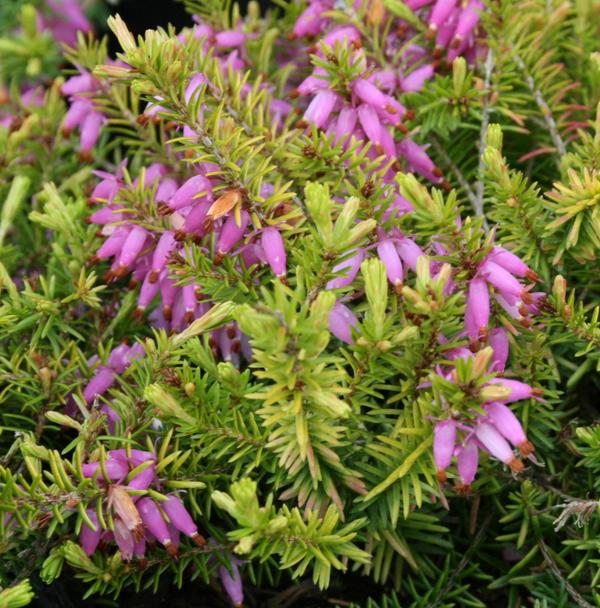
[79,448,205,561]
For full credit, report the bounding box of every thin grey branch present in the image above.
[475,49,495,214]
[513,52,567,158]
[539,540,594,608]
[428,134,487,230]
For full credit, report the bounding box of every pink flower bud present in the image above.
[397,139,440,182]
[484,402,534,456]
[114,517,135,561]
[486,378,538,403]
[160,277,178,321]
[217,210,250,255]
[219,558,244,607]
[82,458,128,481]
[117,226,148,270]
[96,227,130,260]
[127,463,156,491]
[303,89,339,129]
[329,302,358,344]
[261,227,287,278]
[79,111,105,154]
[334,107,358,144]
[184,73,208,104]
[321,26,361,50]
[395,237,425,272]
[326,249,364,289]
[433,419,456,481]
[428,0,458,31]
[162,494,206,546]
[168,176,212,211]
[293,2,328,37]
[296,75,328,97]
[83,366,115,402]
[137,497,176,555]
[480,260,525,300]
[80,508,101,556]
[475,420,524,471]
[88,206,124,225]
[62,99,92,132]
[149,231,177,282]
[456,441,478,489]
[357,104,382,147]
[352,79,390,110]
[155,178,179,203]
[465,278,489,341]
[109,486,143,541]
[452,0,483,46]
[489,328,509,372]
[214,31,246,48]
[61,72,98,96]
[400,64,435,92]
[377,239,403,290]
[489,246,539,282]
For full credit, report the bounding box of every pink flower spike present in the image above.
[137,497,177,556]
[303,89,339,129]
[377,239,403,291]
[80,508,101,556]
[475,420,524,471]
[329,302,358,344]
[456,441,479,491]
[465,277,489,342]
[485,402,534,456]
[326,249,364,289]
[261,227,287,279]
[489,328,509,372]
[433,419,456,482]
[217,210,250,256]
[219,558,244,608]
[162,494,206,546]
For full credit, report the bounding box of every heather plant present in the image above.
[1,0,600,606]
